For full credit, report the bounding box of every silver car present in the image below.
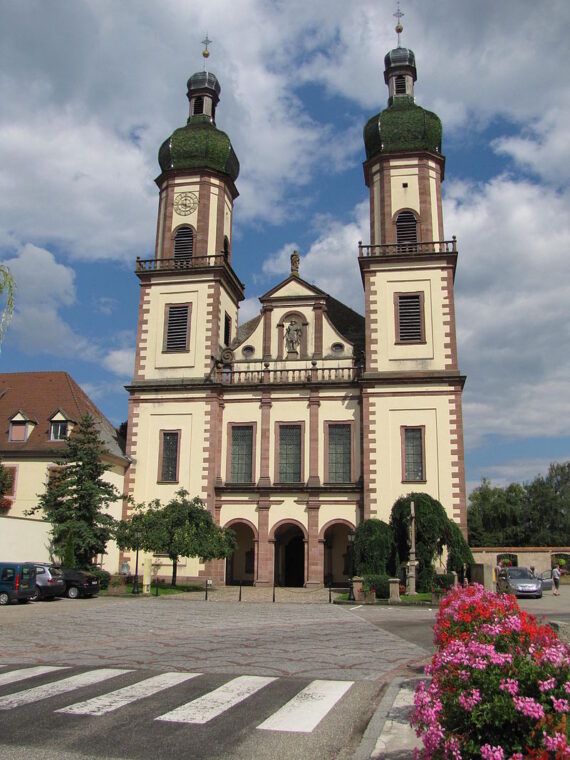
[29,563,66,601]
[497,567,542,599]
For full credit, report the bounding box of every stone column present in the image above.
[255,499,273,586]
[305,500,322,587]
[307,391,320,487]
[258,392,272,488]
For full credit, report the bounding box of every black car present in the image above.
[60,568,100,599]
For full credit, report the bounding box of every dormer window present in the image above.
[50,421,69,441]
[9,421,27,442]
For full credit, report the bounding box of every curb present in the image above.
[352,676,423,760]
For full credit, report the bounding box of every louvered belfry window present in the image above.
[395,75,406,95]
[174,226,194,262]
[397,294,423,343]
[165,304,190,351]
[231,426,253,483]
[279,425,302,482]
[396,211,417,248]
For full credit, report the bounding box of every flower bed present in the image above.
[411,584,570,759]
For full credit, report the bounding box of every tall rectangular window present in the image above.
[224,313,232,347]
[327,424,352,483]
[395,293,424,343]
[163,304,190,352]
[402,426,425,482]
[278,424,302,483]
[230,425,253,483]
[159,430,180,483]
[2,466,16,496]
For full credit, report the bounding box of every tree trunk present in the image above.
[171,558,178,587]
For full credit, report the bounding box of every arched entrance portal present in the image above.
[225,522,255,585]
[323,522,353,586]
[274,524,305,587]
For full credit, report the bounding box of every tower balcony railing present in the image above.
[136,254,228,272]
[214,363,359,385]
[358,237,457,257]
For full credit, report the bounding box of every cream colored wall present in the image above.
[428,161,441,239]
[318,500,359,533]
[366,386,456,522]
[171,178,200,232]
[130,397,207,504]
[366,263,449,372]
[219,288,238,348]
[207,181,220,256]
[0,515,52,562]
[390,159,420,217]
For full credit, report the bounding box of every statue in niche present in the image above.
[285,320,302,353]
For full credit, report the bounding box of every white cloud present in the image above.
[102,349,135,378]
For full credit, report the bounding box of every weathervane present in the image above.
[394,2,404,46]
[201,34,212,71]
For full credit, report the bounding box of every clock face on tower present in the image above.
[173,192,198,216]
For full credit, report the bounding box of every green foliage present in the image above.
[362,573,390,599]
[431,573,455,592]
[88,567,111,589]
[390,493,450,592]
[443,519,473,581]
[0,460,14,500]
[353,519,393,576]
[468,463,570,547]
[116,490,237,586]
[27,414,120,568]
[0,264,15,350]
[62,530,77,568]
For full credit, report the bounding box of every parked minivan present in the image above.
[0,562,37,605]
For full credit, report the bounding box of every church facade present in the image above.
[123,42,466,587]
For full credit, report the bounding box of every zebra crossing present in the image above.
[0,665,354,733]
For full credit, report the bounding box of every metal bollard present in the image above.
[205,583,208,601]
[272,582,275,603]
[239,582,242,602]
[329,583,332,603]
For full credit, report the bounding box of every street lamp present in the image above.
[132,527,142,595]
[347,531,355,601]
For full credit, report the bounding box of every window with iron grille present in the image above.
[396,293,424,343]
[328,424,351,482]
[279,425,302,482]
[160,431,179,482]
[403,427,424,481]
[164,304,190,352]
[230,426,253,483]
[396,211,417,246]
[174,226,194,261]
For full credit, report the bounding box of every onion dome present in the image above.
[158,70,239,181]
[364,46,442,160]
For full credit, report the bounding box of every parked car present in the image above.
[539,569,553,592]
[497,567,542,598]
[0,562,37,605]
[29,563,66,601]
[60,568,100,599]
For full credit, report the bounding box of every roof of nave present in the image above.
[0,371,127,461]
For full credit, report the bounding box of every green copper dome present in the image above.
[363,99,442,158]
[158,119,240,180]
[158,70,239,182]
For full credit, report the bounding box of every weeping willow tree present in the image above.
[0,265,15,349]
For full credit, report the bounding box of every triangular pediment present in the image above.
[260,275,327,302]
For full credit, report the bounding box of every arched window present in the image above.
[174,226,194,264]
[396,211,417,249]
[193,96,204,115]
[395,75,406,95]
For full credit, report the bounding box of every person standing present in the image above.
[552,564,561,596]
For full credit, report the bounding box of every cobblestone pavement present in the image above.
[0,595,430,682]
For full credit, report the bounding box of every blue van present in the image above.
[0,562,37,605]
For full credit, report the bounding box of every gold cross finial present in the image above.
[394,3,404,46]
[202,34,212,70]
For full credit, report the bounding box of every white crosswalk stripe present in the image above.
[0,668,131,710]
[0,666,68,687]
[257,679,354,733]
[156,675,277,724]
[56,672,200,716]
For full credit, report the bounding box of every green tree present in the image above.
[0,264,15,349]
[467,479,525,546]
[116,490,236,586]
[28,414,120,567]
[390,493,471,592]
[522,462,570,545]
[353,519,393,576]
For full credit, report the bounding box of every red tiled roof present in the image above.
[0,372,126,461]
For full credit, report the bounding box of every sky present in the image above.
[1,0,569,497]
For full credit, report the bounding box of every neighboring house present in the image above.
[0,371,128,572]
[124,39,467,587]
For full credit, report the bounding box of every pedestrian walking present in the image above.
[552,564,561,596]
